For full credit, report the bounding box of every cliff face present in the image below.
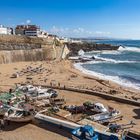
[66,42,119,56]
[0,35,69,64]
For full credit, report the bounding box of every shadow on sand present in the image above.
[0,117,71,139]
[133,108,140,119]
[3,121,29,131]
[2,119,71,139]
[32,119,71,139]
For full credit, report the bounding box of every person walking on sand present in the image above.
[58,82,60,87]
[50,82,52,87]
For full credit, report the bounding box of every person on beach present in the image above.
[24,94,29,102]
[50,82,52,87]
[9,88,12,94]
[58,82,60,87]
[7,99,11,105]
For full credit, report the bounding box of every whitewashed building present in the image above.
[0,25,13,35]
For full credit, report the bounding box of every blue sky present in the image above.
[0,0,140,39]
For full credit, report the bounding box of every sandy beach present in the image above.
[0,60,140,139]
[0,60,139,99]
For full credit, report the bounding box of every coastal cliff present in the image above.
[66,42,119,56]
[0,35,119,63]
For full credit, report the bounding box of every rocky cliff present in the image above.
[66,42,119,56]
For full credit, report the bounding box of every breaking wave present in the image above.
[74,63,140,90]
[118,46,140,52]
[93,55,140,64]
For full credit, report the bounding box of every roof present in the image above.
[16,25,40,30]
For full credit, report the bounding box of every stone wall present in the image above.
[0,35,70,63]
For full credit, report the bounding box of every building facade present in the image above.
[15,25,48,37]
[15,25,40,36]
[0,25,13,35]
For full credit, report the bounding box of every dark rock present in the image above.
[66,42,119,56]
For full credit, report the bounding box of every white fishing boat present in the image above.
[17,85,58,99]
[89,110,121,123]
[17,85,39,93]
[25,88,58,100]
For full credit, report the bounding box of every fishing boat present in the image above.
[88,110,121,123]
[17,85,58,99]
[72,125,119,140]
[5,101,34,123]
[83,102,108,113]
[5,106,33,123]
[35,112,120,139]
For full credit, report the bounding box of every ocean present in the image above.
[74,40,140,90]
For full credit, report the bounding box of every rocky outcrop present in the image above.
[66,42,119,56]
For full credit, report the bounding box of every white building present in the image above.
[37,30,48,38]
[0,25,13,35]
[25,30,40,36]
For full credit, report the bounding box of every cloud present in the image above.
[95,31,111,35]
[49,26,111,37]
[26,19,31,24]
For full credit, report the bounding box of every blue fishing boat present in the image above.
[71,125,119,140]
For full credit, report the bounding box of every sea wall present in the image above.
[0,35,69,63]
[0,49,46,63]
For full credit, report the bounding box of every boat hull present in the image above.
[6,116,32,123]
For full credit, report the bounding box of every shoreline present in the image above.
[73,61,140,92]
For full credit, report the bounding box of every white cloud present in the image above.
[26,19,31,24]
[49,26,111,37]
[95,31,111,35]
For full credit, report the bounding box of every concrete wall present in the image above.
[0,35,70,63]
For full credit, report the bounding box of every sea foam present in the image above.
[118,46,140,52]
[94,55,140,64]
[74,62,140,90]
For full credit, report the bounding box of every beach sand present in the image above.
[0,123,69,140]
[0,60,139,99]
[0,60,139,139]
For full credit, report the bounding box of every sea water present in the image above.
[74,40,140,90]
